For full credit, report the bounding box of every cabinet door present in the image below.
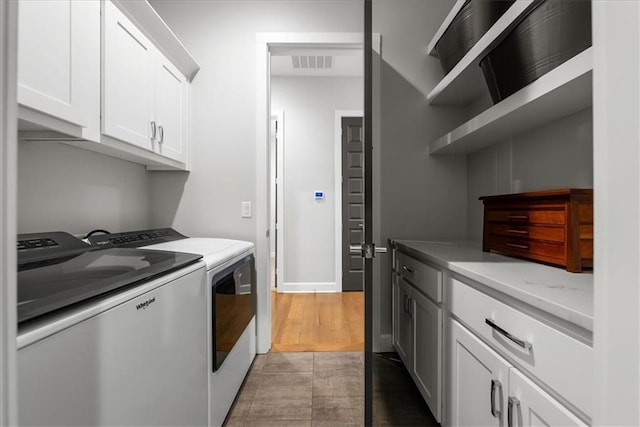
[448,318,510,427]
[508,369,586,427]
[102,0,155,151]
[18,0,100,129]
[154,54,187,162]
[393,275,413,366]
[411,290,442,422]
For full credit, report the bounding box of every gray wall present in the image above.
[467,108,594,240]
[271,76,363,287]
[148,0,363,242]
[374,0,470,344]
[17,142,150,235]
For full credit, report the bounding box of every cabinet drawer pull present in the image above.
[507,229,528,235]
[150,120,157,139]
[507,214,529,220]
[158,125,164,144]
[402,265,414,274]
[485,318,532,350]
[490,379,502,417]
[506,242,529,250]
[507,396,519,427]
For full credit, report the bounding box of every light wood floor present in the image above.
[271,291,364,352]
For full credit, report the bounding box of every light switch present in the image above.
[241,201,252,218]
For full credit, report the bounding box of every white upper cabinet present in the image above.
[154,54,187,163]
[17,0,100,140]
[102,1,187,163]
[102,1,155,152]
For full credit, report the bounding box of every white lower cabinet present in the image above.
[411,288,442,421]
[392,274,413,365]
[447,318,586,427]
[392,251,443,423]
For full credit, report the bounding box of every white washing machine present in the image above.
[88,229,256,427]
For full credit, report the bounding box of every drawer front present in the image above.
[487,223,565,243]
[396,252,442,303]
[487,236,565,263]
[486,209,565,225]
[448,277,592,417]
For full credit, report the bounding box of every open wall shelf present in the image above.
[428,48,593,155]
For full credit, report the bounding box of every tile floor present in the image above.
[223,352,438,426]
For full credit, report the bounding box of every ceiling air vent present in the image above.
[291,55,334,70]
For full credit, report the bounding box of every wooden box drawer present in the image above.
[486,223,565,243]
[448,277,593,417]
[395,251,442,303]
[486,209,565,225]
[487,236,565,264]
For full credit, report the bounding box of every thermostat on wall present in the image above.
[314,191,325,200]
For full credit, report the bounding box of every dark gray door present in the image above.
[341,116,364,291]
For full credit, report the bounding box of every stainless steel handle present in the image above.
[507,229,529,235]
[350,244,362,254]
[376,247,388,253]
[507,396,519,427]
[158,125,164,144]
[490,379,502,417]
[508,215,529,220]
[350,244,388,256]
[506,242,529,250]
[485,319,532,350]
[402,265,414,274]
[150,121,157,139]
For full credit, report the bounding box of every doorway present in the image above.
[267,40,364,352]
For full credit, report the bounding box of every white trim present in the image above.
[0,1,18,425]
[256,32,366,354]
[272,110,285,291]
[335,110,364,292]
[279,282,338,294]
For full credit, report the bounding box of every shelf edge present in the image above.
[426,0,467,57]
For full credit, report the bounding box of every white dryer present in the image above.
[88,229,256,427]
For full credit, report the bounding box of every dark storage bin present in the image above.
[479,0,592,104]
[435,0,515,75]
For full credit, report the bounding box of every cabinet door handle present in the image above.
[490,379,502,417]
[158,125,164,144]
[485,318,532,350]
[402,294,407,313]
[402,265,414,274]
[507,396,519,427]
[150,121,157,139]
[407,297,413,318]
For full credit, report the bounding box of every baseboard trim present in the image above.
[278,282,338,293]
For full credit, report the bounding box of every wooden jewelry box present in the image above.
[479,188,593,272]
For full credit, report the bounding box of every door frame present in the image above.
[335,110,363,292]
[0,0,18,424]
[270,110,284,290]
[256,32,374,353]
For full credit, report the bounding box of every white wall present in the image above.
[148,1,363,243]
[271,76,363,288]
[467,108,594,240]
[373,0,470,345]
[17,142,151,235]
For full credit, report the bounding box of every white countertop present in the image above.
[392,239,594,332]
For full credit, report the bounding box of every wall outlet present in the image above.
[241,201,252,218]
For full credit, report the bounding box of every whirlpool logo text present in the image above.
[136,297,156,310]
